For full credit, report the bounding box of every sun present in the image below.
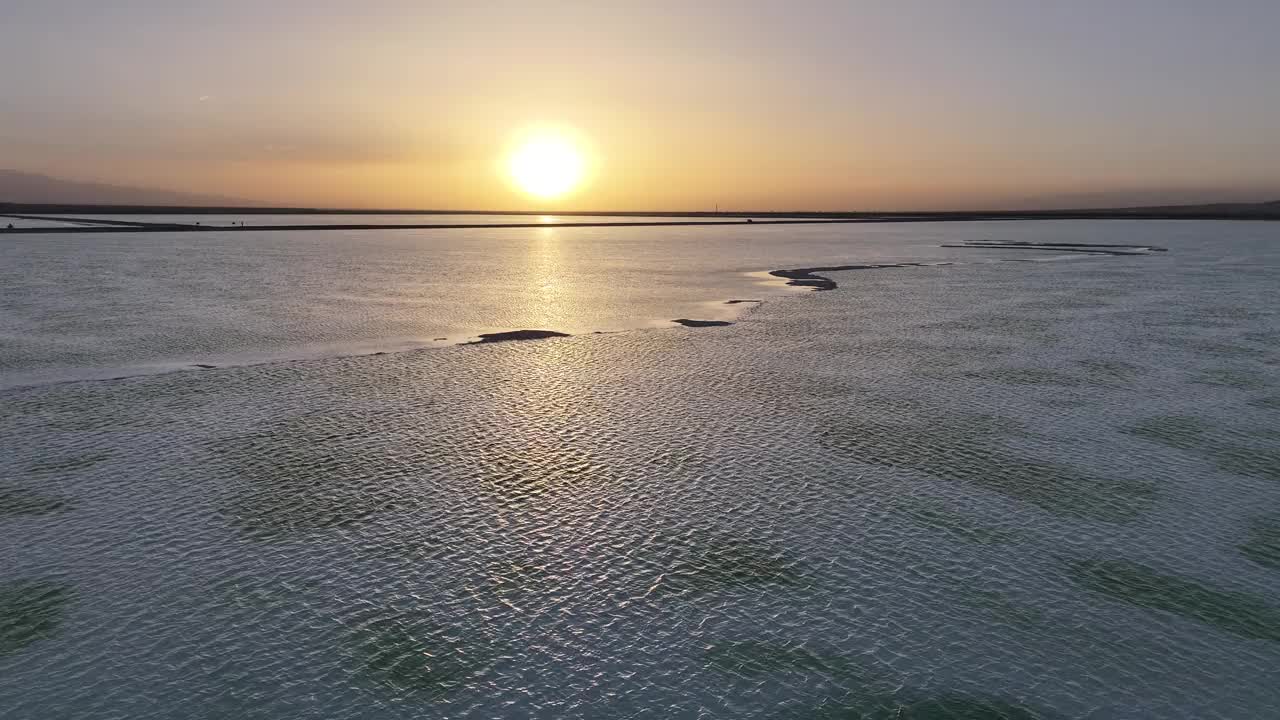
[507,129,587,200]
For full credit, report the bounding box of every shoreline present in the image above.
[3,198,1279,222]
[2,214,1277,235]
[769,241,1165,291]
[1,215,851,234]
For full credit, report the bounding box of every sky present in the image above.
[3,0,1279,211]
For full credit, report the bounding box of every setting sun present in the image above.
[506,130,587,200]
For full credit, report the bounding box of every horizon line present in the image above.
[4,198,1279,218]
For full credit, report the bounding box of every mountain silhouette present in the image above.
[0,170,255,207]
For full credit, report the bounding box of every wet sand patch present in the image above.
[673,318,733,327]
[769,263,928,291]
[946,240,1164,256]
[466,329,571,344]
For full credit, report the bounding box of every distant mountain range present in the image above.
[2,168,1277,217]
[0,169,255,207]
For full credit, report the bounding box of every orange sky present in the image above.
[4,2,1279,210]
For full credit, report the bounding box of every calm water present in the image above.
[2,220,1278,718]
[4,219,1089,389]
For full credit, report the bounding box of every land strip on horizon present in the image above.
[2,199,1278,234]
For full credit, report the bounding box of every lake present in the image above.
[1,219,1278,719]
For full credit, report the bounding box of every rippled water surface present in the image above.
[1,220,1278,718]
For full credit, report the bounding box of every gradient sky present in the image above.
[3,0,1279,210]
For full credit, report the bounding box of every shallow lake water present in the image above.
[1,220,1278,718]
[0,220,1185,388]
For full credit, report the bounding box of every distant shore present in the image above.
[2,200,1278,235]
[2,199,1279,222]
[0,216,983,234]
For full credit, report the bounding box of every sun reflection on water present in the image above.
[530,227,564,330]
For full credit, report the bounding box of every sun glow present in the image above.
[506,129,587,200]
